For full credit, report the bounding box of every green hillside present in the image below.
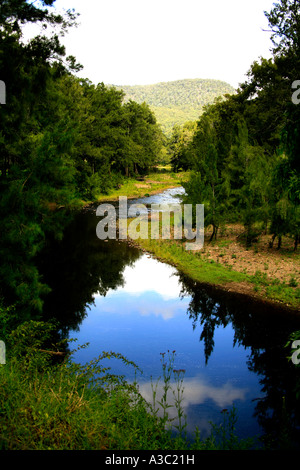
[108,79,236,135]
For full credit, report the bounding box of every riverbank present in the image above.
[90,173,299,311]
[88,170,189,204]
[2,179,298,451]
[127,227,299,312]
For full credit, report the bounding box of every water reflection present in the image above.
[63,250,266,443]
[129,186,186,207]
[37,212,141,334]
[138,375,248,436]
[102,255,181,302]
[177,275,300,447]
[36,191,300,449]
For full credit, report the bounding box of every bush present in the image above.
[0,320,255,450]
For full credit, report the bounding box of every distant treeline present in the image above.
[110,79,235,135]
[170,1,300,250]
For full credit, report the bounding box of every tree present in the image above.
[184,114,230,240]
[226,119,273,246]
[264,0,300,56]
[122,100,163,176]
[183,0,300,249]
[0,1,80,315]
[264,0,300,248]
[169,121,196,172]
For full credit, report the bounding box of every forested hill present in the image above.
[108,79,236,135]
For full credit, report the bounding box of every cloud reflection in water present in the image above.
[95,255,184,302]
[139,376,247,411]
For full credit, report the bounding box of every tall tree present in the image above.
[265,0,300,248]
[169,121,196,172]
[184,113,230,240]
[265,0,300,56]
[184,0,300,249]
[226,118,273,246]
[0,1,80,315]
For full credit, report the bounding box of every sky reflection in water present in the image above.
[70,254,263,440]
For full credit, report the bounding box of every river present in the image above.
[37,187,300,449]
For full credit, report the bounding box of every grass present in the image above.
[91,170,299,310]
[77,170,300,310]
[126,226,300,310]
[0,319,255,451]
[1,175,298,450]
[134,237,248,286]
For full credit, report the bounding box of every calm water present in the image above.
[38,188,300,449]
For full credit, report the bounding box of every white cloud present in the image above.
[93,254,183,301]
[118,255,182,300]
[92,254,190,319]
[138,375,248,420]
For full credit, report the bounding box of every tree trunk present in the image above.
[209,224,218,241]
[269,233,276,248]
[277,235,282,250]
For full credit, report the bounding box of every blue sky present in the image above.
[30,0,277,89]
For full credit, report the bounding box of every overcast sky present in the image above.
[33,0,277,89]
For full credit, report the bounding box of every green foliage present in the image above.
[265,0,300,55]
[183,114,231,240]
[182,0,300,249]
[168,121,196,171]
[0,1,165,315]
[0,319,254,450]
[0,3,81,316]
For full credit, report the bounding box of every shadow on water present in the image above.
[36,198,300,450]
[177,274,300,448]
[37,211,141,334]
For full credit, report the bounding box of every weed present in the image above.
[0,319,257,451]
[218,240,232,248]
[209,408,255,450]
[289,276,298,288]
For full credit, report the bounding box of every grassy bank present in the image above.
[88,170,299,310]
[126,225,300,311]
[0,318,254,450]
